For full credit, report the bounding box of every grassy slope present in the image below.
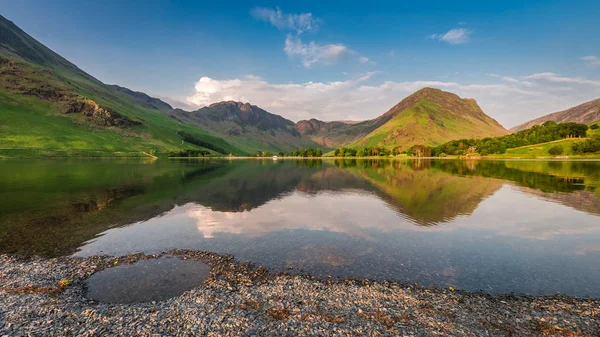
[491,139,585,158]
[348,98,507,151]
[0,14,241,157]
[489,125,600,159]
[0,58,241,157]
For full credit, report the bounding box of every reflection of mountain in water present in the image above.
[1,159,599,256]
[333,159,504,225]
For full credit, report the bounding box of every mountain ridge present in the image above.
[165,100,323,153]
[510,99,600,132]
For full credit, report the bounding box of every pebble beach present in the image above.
[1,250,598,337]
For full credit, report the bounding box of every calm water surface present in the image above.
[1,159,599,297]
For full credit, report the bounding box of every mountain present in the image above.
[0,14,238,157]
[301,88,509,151]
[0,15,511,157]
[510,98,600,133]
[295,119,361,147]
[168,101,322,153]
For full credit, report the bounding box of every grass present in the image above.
[0,56,241,157]
[489,138,600,159]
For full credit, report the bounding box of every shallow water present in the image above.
[85,257,210,303]
[1,159,599,297]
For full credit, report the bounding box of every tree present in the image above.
[548,145,564,155]
[591,124,599,130]
[573,135,600,154]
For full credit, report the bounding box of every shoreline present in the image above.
[1,150,600,160]
[2,251,598,336]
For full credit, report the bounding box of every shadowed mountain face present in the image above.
[167,101,321,154]
[198,101,295,131]
[1,159,599,257]
[511,98,600,132]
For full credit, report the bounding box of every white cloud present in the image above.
[522,72,600,86]
[429,28,471,45]
[284,35,352,68]
[581,55,600,67]
[359,56,376,65]
[186,72,600,128]
[486,73,534,87]
[251,7,320,34]
[386,49,395,57]
[244,74,262,80]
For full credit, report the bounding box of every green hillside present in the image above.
[0,15,240,157]
[490,139,586,158]
[347,88,508,151]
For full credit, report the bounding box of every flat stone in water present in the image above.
[85,257,210,303]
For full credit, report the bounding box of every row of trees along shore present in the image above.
[250,148,323,157]
[407,121,590,156]
[334,147,393,157]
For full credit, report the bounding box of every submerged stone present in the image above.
[85,257,210,303]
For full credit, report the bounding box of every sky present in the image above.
[2,0,600,127]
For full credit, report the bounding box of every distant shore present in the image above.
[1,251,598,336]
[1,149,600,160]
[192,155,600,160]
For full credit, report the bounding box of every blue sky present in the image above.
[3,0,600,127]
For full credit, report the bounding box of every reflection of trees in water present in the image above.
[331,158,597,195]
[2,159,599,257]
[432,160,587,193]
[326,158,600,220]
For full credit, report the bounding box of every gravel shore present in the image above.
[1,250,598,336]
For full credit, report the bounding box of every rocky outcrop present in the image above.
[65,99,141,127]
[0,58,140,128]
[296,118,326,135]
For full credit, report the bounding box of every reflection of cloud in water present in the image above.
[188,191,395,239]
[186,186,600,245]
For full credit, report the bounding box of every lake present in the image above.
[1,158,599,297]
